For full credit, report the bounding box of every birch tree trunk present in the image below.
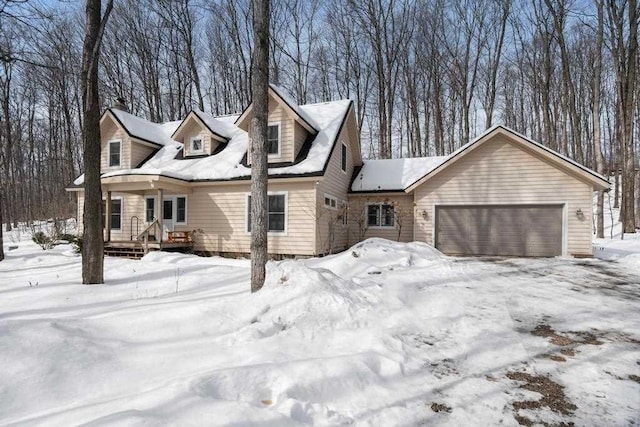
[81,0,113,284]
[250,0,269,293]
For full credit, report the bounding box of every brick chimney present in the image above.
[113,97,128,112]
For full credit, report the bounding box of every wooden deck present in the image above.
[104,240,194,259]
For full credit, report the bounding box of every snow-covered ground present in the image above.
[1,219,639,426]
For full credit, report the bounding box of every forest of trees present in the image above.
[0,0,638,235]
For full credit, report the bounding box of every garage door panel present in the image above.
[435,205,563,257]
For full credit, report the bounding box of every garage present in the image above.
[435,204,564,257]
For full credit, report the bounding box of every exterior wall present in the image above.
[75,190,145,241]
[100,119,131,172]
[347,194,415,245]
[316,128,355,254]
[76,192,84,232]
[247,101,295,164]
[293,121,309,160]
[130,141,155,168]
[413,137,594,256]
[180,119,218,157]
[178,181,316,256]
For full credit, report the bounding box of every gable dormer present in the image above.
[172,110,231,157]
[236,85,318,165]
[100,108,172,173]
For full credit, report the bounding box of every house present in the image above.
[67,85,609,258]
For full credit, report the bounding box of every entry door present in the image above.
[162,199,174,239]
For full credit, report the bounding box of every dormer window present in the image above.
[190,137,204,154]
[267,124,280,155]
[108,140,121,167]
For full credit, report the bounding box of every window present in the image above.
[247,193,286,233]
[342,208,348,227]
[341,142,347,172]
[145,197,156,223]
[108,140,121,167]
[367,204,395,227]
[102,199,122,230]
[190,137,203,154]
[324,194,337,209]
[267,124,280,155]
[176,197,187,223]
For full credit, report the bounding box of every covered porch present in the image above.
[102,174,194,256]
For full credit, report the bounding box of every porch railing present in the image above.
[137,218,160,255]
[130,216,140,241]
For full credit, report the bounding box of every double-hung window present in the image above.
[367,204,395,227]
[108,140,121,167]
[267,124,280,155]
[145,197,156,223]
[102,199,122,230]
[176,196,187,223]
[247,193,287,233]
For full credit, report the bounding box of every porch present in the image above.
[105,238,194,259]
[101,174,194,259]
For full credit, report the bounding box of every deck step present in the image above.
[104,245,148,260]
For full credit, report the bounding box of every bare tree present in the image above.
[250,0,269,293]
[593,0,606,238]
[606,0,638,234]
[81,0,113,284]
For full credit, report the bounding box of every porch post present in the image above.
[157,188,163,243]
[105,190,112,242]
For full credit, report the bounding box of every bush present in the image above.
[72,236,83,254]
[58,233,77,243]
[32,231,53,250]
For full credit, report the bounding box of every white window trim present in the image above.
[144,196,158,224]
[104,196,123,231]
[108,140,122,167]
[267,122,281,157]
[341,142,348,173]
[365,203,396,229]
[323,194,338,210]
[189,136,204,154]
[245,191,288,235]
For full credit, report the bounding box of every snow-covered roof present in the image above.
[109,108,180,147]
[99,99,352,182]
[191,110,236,141]
[268,84,318,133]
[350,157,448,192]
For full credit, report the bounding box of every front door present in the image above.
[162,199,174,240]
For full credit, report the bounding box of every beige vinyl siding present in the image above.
[106,193,144,241]
[175,181,316,256]
[293,121,308,160]
[100,120,130,172]
[130,141,155,168]
[316,131,355,254]
[75,191,145,241]
[413,136,594,256]
[247,102,295,164]
[347,194,414,245]
[181,119,218,156]
[76,192,84,232]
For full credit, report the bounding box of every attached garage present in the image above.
[405,126,610,258]
[351,126,610,258]
[434,204,563,257]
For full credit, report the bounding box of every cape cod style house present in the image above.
[67,85,609,258]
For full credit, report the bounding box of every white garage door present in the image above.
[435,205,563,257]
